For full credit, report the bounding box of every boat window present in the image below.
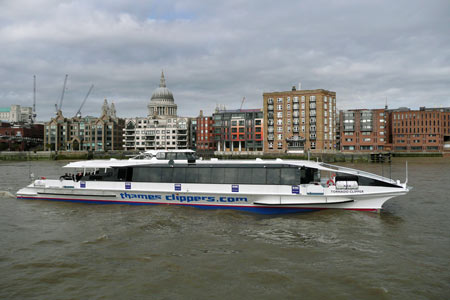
[173,167,186,183]
[281,168,297,185]
[224,167,239,184]
[156,152,166,160]
[161,168,173,182]
[184,167,198,183]
[211,168,226,184]
[126,167,133,181]
[252,168,266,184]
[266,168,281,185]
[238,168,253,184]
[166,152,177,161]
[117,168,127,181]
[198,167,211,184]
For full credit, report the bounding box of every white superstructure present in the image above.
[17,150,410,214]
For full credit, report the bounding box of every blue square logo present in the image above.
[125,182,131,189]
[292,185,300,194]
[175,183,181,191]
[232,185,239,192]
[80,181,86,188]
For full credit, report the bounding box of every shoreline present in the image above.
[0,150,445,163]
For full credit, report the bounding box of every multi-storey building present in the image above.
[213,109,263,153]
[196,110,216,152]
[263,86,336,153]
[44,99,124,151]
[390,107,450,152]
[339,108,390,151]
[188,117,197,150]
[123,72,189,151]
[0,105,34,124]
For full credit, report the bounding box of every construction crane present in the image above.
[240,97,246,110]
[75,84,94,117]
[56,74,68,113]
[32,75,36,123]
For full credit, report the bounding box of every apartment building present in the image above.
[263,86,336,153]
[196,110,216,152]
[390,107,450,152]
[213,109,264,154]
[339,108,390,151]
[44,99,124,151]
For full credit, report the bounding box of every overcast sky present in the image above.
[1,0,449,121]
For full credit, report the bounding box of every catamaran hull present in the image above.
[16,183,407,214]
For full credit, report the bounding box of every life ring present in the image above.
[327,179,335,186]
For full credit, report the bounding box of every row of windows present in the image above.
[99,165,320,186]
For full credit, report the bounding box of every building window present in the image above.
[277,112,283,118]
[277,104,283,110]
[277,98,283,103]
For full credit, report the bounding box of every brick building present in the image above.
[339,108,390,151]
[213,109,264,154]
[263,86,336,153]
[390,107,450,152]
[0,122,44,151]
[196,110,216,152]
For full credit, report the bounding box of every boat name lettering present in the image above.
[119,192,248,203]
[120,192,162,200]
[330,190,364,194]
[166,194,248,203]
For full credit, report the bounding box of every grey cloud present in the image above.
[0,0,449,121]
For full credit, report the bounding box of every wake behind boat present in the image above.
[16,150,410,214]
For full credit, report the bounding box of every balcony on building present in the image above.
[268,134,274,141]
[268,126,274,133]
[286,136,305,153]
[268,119,274,126]
[268,112,274,119]
[267,105,274,111]
[293,104,299,110]
[267,98,274,105]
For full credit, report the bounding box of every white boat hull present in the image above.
[16,179,409,214]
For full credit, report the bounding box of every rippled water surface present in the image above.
[1,158,449,299]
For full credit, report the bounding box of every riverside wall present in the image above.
[0,150,442,163]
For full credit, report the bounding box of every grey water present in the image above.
[0,158,449,299]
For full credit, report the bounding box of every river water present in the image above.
[0,158,449,299]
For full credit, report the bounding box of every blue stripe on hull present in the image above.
[17,196,322,215]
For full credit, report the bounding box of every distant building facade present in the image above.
[123,72,189,151]
[213,109,263,154]
[196,110,216,152]
[339,108,390,152]
[44,100,124,151]
[390,107,450,152]
[0,105,33,124]
[263,86,336,153]
[0,122,44,151]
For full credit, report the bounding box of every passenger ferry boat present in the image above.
[16,150,410,214]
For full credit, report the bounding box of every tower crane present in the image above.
[56,74,68,113]
[240,97,246,110]
[32,75,36,123]
[75,84,94,117]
